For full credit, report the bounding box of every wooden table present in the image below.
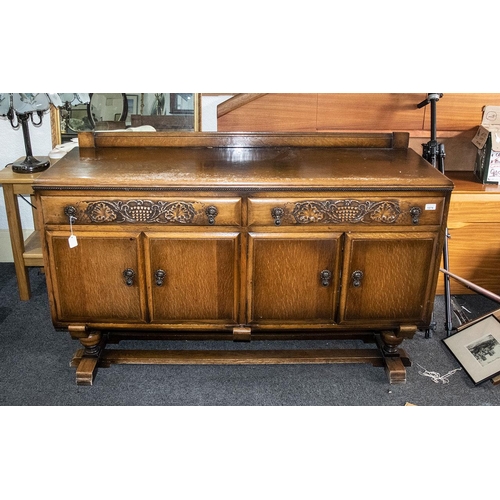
[0,163,45,300]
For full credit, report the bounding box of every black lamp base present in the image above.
[12,155,50,174]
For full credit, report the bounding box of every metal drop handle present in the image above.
[155,269,166,286]
[320,270,332,287]
[352,270,364,287]
[410,206,422,225]
[123,268,135,287]
[205,205,218,225]
[271,207,284,226]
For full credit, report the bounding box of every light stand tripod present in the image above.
[417,93,453,337]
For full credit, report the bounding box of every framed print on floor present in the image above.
[443,314,500,385]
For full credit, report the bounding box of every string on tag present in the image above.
[417,363,462,384]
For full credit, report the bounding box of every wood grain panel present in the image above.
[432,93,500,131]
[217,93,500,136]
[442,224,500,295]
[248,232,341,323]
[317,93,427,131]
[339,232,438,324]
[146,232,239,323]
[436,171,500,295]
[47,231,146,323]
[217,93,318,132]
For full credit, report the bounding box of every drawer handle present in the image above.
[64,205,77,223]
[154,269,166,287]
[123,268,135,287]
[205,205,218,225]
[352,270,364,287]
[320,270,332,287]
[271,207,284,226]
[410,206,422,225]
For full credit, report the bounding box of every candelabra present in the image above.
[0,93,89,174]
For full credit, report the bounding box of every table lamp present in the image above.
[0,93,90,174]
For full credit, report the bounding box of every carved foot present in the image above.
[74,331,106,386]
[380,325,417,355]
[379,326,416,384]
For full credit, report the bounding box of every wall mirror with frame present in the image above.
[52,93,200,145]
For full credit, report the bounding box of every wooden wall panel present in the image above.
[316,93,427,131]
[218,93,500,134]
[217,93,318,132]
[432,93,500,131]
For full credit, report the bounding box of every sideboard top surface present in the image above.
[34,144,454,192]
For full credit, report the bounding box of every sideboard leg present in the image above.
[383,356,408,384]
[75,331,106,386]
[379,327,416,384]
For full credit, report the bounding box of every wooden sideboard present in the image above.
[33,131,453,385]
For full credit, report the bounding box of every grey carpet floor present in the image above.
[1,262,500,406]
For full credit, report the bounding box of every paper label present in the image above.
[68,234,78,248]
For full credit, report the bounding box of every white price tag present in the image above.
[68,234,78,248]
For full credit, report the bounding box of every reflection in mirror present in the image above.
[88,93,128,129]
[58,93,198,143]
[128,93,196,130]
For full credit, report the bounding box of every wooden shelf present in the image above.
[23,230,44,266]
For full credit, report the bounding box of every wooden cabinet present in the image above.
[34,132,453,385]
[436,171,500,296]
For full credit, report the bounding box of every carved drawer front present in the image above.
[247,196,445,227]
[41,196,242,226]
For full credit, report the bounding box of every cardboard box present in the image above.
[472,106,500,183]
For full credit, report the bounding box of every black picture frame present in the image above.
[170,93,194,114]
[443,313,500,385]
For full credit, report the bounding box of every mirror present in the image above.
[54,93,200,144]
[88,93,128,128]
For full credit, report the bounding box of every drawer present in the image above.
[40,196,242,226]
[247,196,446,227]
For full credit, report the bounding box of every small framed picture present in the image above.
[443,314,500,385]
[170,93,194,114]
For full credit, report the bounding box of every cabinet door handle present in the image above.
[271,207,284,226]
[410,206,422,225]
[205,205,218,225]
[320,270,332,287]
[352,270,364,287]
[64,205,77,223]
[123,268,135,287]
[154,269,166,286]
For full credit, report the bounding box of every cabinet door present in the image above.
[145,232,240,324]
[248,232,341,324]
[46,231,146,323]
[338,232,439,325]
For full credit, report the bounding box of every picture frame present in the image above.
[443,314,500,385]
[170,93,194,114]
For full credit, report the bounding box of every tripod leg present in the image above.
[443,232,453,336]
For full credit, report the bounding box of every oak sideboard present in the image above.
[33,131,453,385]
